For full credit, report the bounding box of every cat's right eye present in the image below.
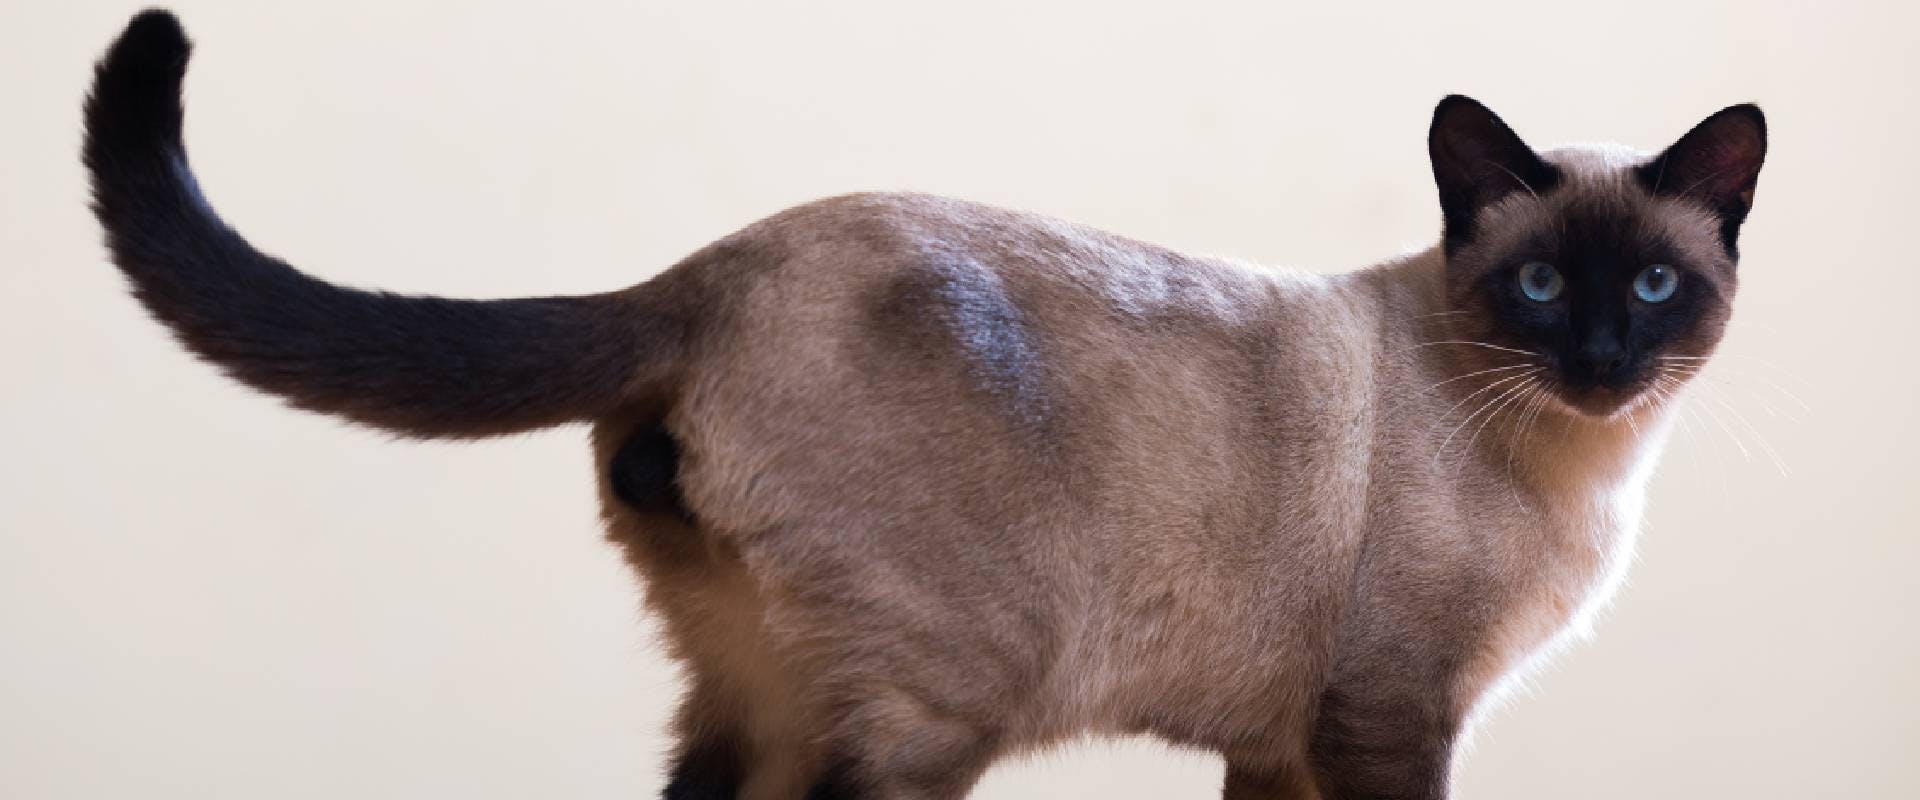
[1518,262,1563,303]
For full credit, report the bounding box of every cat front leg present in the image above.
[1304,684,1459,800]
[797,688,1000,800]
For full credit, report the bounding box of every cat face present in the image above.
[1428,97,1766,416]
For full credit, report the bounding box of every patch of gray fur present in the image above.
[920,249,1051,428]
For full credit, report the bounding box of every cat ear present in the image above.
[1428,95,1558,253]
[1637,104,1767,255]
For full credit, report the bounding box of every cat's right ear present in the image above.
[1428,95,1559,253]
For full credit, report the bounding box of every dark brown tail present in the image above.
[84,10,680,438]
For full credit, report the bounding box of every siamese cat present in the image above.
[85,11,1765,800]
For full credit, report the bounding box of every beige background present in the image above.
[3,1,1914,797]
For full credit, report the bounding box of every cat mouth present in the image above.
[1548,377,1667,420]
[1557,387,1634,417]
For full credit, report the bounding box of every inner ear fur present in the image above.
[1636,104,1768,254]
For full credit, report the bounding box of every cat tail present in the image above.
[83,11,684,439]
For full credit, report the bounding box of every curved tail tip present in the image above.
[103,10,191,77]
[86,9,193,164]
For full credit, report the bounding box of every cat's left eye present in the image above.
[1633,265,1679,303]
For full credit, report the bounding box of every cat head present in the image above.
[1427,96,1766,417]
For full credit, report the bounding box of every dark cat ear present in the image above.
[1636,104,1767,256]
[1428,95,1559,253]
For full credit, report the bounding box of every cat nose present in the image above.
[1573,339,1628,381]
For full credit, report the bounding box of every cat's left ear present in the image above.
[1637,104,1768,256]
[1428,95,1559,254]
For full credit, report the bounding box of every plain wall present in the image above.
[3,1,1914,797]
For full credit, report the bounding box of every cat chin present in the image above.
[1545,384,1652,421]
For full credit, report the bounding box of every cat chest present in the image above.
[1455,490,1647,715]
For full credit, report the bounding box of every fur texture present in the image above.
[85,12,1765,800]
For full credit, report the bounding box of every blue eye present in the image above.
[1634,265,1678,303]
[1518,262,1563,302]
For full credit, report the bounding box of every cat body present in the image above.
[600,189,1662,798]
[84,12,1762,799]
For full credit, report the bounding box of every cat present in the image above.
[84,11,1764,800]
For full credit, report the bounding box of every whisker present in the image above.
[1414,340,1543,358]
[1650,152,1671,194]
[1483,159,1540,199]
[1689,384,1754,462]
[1466,378,1540,456]
[1651,377,1724,505]
[1645,377,1688,415]
[1701,387,1792,476]
[1659,363,1807,427]
[1659,353,1814,391]
[1659,362,1811,415]
[1459,375,1543,458]
[1677,386,1732,508]
[1501,385,1553,512]
[1433,373,1542,466]
[1436,368,1542,425]
[1506,384,1553,477]
[1421,362,1538,395]
[1673,163,1738,202]
[1662,369,1805,425]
